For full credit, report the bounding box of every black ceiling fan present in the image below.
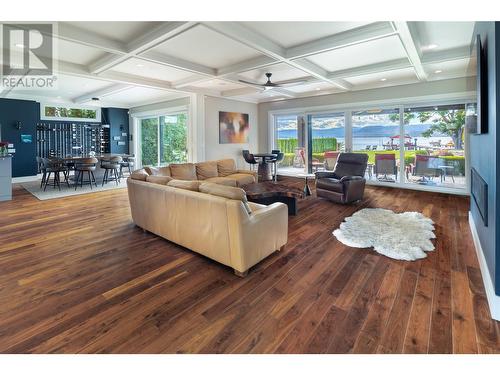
[238,72,307,90]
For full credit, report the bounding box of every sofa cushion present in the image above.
[204,176,237,187]
[146,175,173,185]
[217,159,237,177]
[195,161,219,180]
[130,169,148,181]
[226,173,255,186]
[144,166,171,177]
[316,178,344,193]
[169,163,197,180]
[167,179,202,191]
[199,183,252,214]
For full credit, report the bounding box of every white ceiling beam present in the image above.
[202,21,351,91]
[88,21,197,74]
[72,83,130,104]
[290,58,353,90]
[327,58,412,80]
[392,21,427,81]
[216,55,278,76]
[286,22,396,59]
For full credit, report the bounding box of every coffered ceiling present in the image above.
[0,21,475,107]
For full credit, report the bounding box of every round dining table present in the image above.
[253,153,277,182]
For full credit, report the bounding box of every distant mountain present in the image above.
[277,123,445,138]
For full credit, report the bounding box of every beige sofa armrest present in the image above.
[232,202,288,272]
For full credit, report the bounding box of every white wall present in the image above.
[204,96,258,168]
[257,77,475,152]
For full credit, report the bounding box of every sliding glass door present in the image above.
[308,112,345,173]
[272,100,469,193]
[140,117,159,167]
[274,114,306,175]
[351,108,400,182]
[140,112,188,167]
[402,104,466,190]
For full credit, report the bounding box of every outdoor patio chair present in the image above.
[324,151,339,170]
[412,154,442,183]
[374,153,397,181]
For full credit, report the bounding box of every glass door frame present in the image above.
[269,96,472,196]
[134,109,190,169]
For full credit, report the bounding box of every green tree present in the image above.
[389,109,466,149]
[420,110,465,150]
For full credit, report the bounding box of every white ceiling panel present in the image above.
[424,58,473,81]
[67,22,160,44]
[150,24,262,69]
[57,39,107,65]
[237,63,311,83]
[109,57,201,82]
[345,67,418,87]
[191,79,244,91]
[241,22,372,48]
[411,22,475,52]
[306,35,408,72]
[286,81,341,94]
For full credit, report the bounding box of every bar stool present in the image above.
[102,156,123,186]
[119,156,135,178]
[74,157,98,190]
[242,150,258,170]
[270,152,284,182]
[42,158,70,191]
[37,156,47,188]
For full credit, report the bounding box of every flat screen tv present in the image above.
[466,34,488,134]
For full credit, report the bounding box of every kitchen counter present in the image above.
[0,155,12,201]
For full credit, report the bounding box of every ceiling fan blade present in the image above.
[238,79,264,87]
[275,78,309,87]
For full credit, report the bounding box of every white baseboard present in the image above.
[468,211,500,321]
[12,175,38,183]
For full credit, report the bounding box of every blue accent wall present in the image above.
[102,107,130,154]
[0,98,39,178]
[0,98,129,178]
[470,22,500,295]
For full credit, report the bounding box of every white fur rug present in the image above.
[333,208,435,261]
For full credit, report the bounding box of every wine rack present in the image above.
[36,122,111,160]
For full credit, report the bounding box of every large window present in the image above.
[140,113,188,167]
[272,100,469,193]
[352,108,400,182]
[309,112,345,172]
[274,115,305,174]
[403,104,466,189]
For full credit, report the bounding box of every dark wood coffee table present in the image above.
[242,182,305,215]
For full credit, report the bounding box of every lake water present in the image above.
[277,129,454,150]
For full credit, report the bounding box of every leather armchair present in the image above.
[315,153,368,204]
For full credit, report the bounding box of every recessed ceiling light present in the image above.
[380,78,387,82]
[425,44,438,50]
[315,87,321,91]
[434,70,442,74]
[15,43,24,48]
[136,64,144,67]
[57,96,62,99]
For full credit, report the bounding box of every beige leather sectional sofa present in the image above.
[127,159,288,276]
[131,158,258,187]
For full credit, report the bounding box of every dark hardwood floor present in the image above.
[0,178,499,353]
